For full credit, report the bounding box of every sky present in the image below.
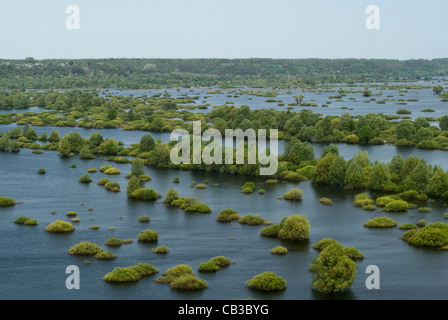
[0,0,447,60]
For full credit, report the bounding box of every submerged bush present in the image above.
[0,196,16,207]
[37,168,46,174]
[66,211,78,217]
[87,167,98,173]
[152,246,169,254]
[278,215,310,241]
[312,238,339,251]
[171,197,211,214]
[95,252,117,260]
[104,167,121,175]
[363,217,397,228]
[418,207,431,213]
[105,182,120,192]
[163,188,179,205]
[79,173,93,183]
[375,196,397,208]
[198,262,220,272]
[270,246,288,255]
[45,220,75,233]
[398,223,417,230]
[89,225,100,230]
[138,215,151,223]
[97,178,111,185]
[245,271,287,292]
[131,188,158,201]
[155,264,195,284]
[416,219,426,228]
[238,214,271,226]
[353,193,374,209]
[241,182,255,194]
[283,188,303,201]
[319,198,332,205]
[343,247,364,261]
[14,217,31,224]
[169,274,208,291]
[384,200,409,212]
[209,256,231,267]
[216,209,240,222]
[260,224,281,237]
[404,226,448,248]
[68,241,103,256]
[137,229,159,242]
[105,237,122,247]
[103,263,158,282]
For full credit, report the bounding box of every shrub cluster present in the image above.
[45,220,75,233]
[171,197,212,214]
[238,214,271,226]
[260,215,310,241]
[216,208,240,222]
[103,263,158,282]
[402,222,448,248]
[245,271,287,291]
[155,264,207,291]
[68,241,103,256]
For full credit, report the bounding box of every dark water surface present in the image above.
[1,146,448,300]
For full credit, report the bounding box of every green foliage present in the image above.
[309,243,356,294]
[139,134,155,153]
[0,196,16,206]
[270,246,288,255]
[137,229,159,242]
[131,188,158,201]
[238,214,270,226]
[319,198,332,205]
[312,238,339,251]
[245,271,287,291]
[277,215,310,240]
[155,264,195,284]
[169,274,208,291]
[404,224,448,247]
[105,182,120,192]
[418,207,431,213]
[353,193,374,210]
[416,219,426,228]
[126,176,141,198]
[260,224,281,237]
[14,216,31,224]
[363,217,397,228]
[131,158,145,177]
[79,173,93,183]
[398,223,417,230]
[198,262,220,272]
[375,196,396,207]
[217,208,240,222]
[152,246,169,254]
[95,252,117,260]
[103,263,158,282]
[79,146,95,159]
[342,247,364,261]
[163,188,179,205]
[66,211,78,217]
[241,182,255,194]
[171,197,211,213]
[37,168,46,174]
[45,220,75,233]
[87,167,98,173]
[209,256,231,267]
[138,215,151,223]
[97,178,111,185]
[384,200,409,212]
[105,237,122,247]
[68,241,103,256]
[283,188,303,200]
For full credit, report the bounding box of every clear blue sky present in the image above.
[1,0,447,60]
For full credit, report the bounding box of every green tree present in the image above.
[433,84,444,95]
[277,215,310,241]
[368,162,390,190]
[284,140,315,165]
[149,118,165,131]
[426,168,448,198]
[403,160,430,193]
[48,130,61,142]
[140,134,155,153]
[88,132,104,149]
[8,140,20,153]
[440,115,448,131]
[126,176,141,198]
[321,144,339,158]
[79,146,95,159]
[328,156,347,186]
[344,162,365,189]
[163,188,179,205]
[309,243,356,294]
[149,143,171,167]
[131,158,145,177]
[353,150,370,168]
[314,153,337,184]
[396,122,415,141]
[58,135,72,156]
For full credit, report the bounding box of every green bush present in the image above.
[418,207,431,213]
[104,167,121,175]
[319,198,332,205]
[138,215,151,223]
[71,218,80,223]
[196,183,207,189]
[0,196,16,207]
[66,211,78,217]
[363,217,397,228]
[37,168,46,174]
[105,182,120,191]
[45,220,75,233]
[384,200,409,212]
[105,237,122,247]
[343,247,364,261]
[375,196,397,207]
[152,246,169,254]
[68,241,103,256]
[277,215,310,241]
[416,219,426,227]
[171,197,212,214]
[401,229,419,241]
[353,193,374,208]
[89,225,100,230]
[87,167,98,173]
[283,188,303,200]
[198,262,220,272]
[245,271,287,291]
[405,227,448,247]
[131,188,158,201]
[216,209,240,222]
[163,188,179,204]
[138,174,152,182]
[97,178,111,185]
[270,246,288,255]
[260,224,281,237]
[155,264,195,284]
[173,177,180,183]
[99,165,112,172]
[209,256,231,267]
[312,238,339,251]
[241,187,254,194]
[103,263,158,282]
[95,252,117,260]
[265,179,278,184]
[14,217,30,224]
[238,214,270,226]
[137,229,159,242]
[241,182,255,194]
[398,223,417,230]
[79,173,93,183]
[169,274,208,291]
[258,189,266,194]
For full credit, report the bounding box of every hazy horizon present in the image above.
[1,0,447,60]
